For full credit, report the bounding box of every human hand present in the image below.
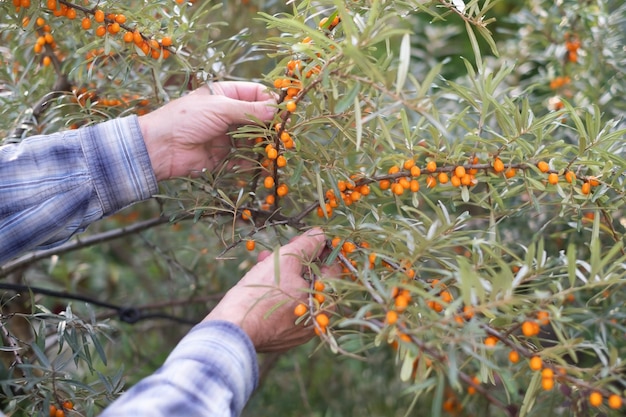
[138,81,276,181]
[204,228,338,352]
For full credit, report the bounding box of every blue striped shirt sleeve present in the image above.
[99,320,259,417]
[0,116,157,264]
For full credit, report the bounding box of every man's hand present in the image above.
[138,81,276,181]
[204,228,339,353]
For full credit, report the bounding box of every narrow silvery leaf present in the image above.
[396,33,410,94]
[354,96,362,151]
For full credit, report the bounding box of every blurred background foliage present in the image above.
[1,0,626,416]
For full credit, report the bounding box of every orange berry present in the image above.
[263,176,275,189]
[588,176,600,186]
[331,237,341,248]
[454,165,466,178]
[548,172,559,185]
[94,9,105,23]
[36,17,45,26]
[66,8,76,19]
[115,14,127,24]
[536,310,550,326]
[133,30,143,45]
[319,17,329,28]
[391,182,404,196]
[398,177,410,190]
[463,305,474,320]
[386,310,398,325]
[276,155,287,168]
[409,179,420,192]
[266,147,278,160]
[123,31,134,43]
[426,176,436,188]
[42,56,51,66]
[245,239,256,251]
[537,160,550,173]
[508,350,520,363]
[265,195,275,205]
[316,313,330,327]
[241,209,252,221]
[426,160,437,173]
[394,295,409,312]
[529,356,543,371]
[484,336,498,347]
[285,100,297,112]
[379,179,391,190]
[403,159,415,170]
[542,377,554,391]
[276,184,288,197]
[581,181,591,195]
[589,391,603,407]
[541,368,554,379]
[55,409,65,417]
[451,175,461,187]
[521,320,539,337]
[388,165,400,175]
[95,25,106,37]
[565,171,576,183]
[359,184,370,196]
[608,394,623,410]
[410,165,421,177]
[62,401,73,410]
[49,405,57,417]
[294,303,307,317]
[81,17,92,30]
[438,172,449,184]
[46,0,56,9]
[314,280,325,292]
[493,157,505,173]
[505,167,516,179]
[342,241,356,254]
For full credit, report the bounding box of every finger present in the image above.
[211,81,277,102]
[217,96,277,125]
[279,228,326,271]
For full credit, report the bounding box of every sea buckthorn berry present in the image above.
[42,56,51,66]
[426,176,436,188]
[589,391,603,407]
[588,177,600,186]
[285,100,297,112]
[438,172,449,184]
[62,401,73,410]
[123,31,134,43]
[398,177,410,190]
[55,409,65,417]
[608,394,623,409]
[454,165,466,178]
[581,182,591,195]
[241,209,252,221]
[359,184,370,196]
[451,175,461,187]
[541,368,554,379]
[342,241,356,254]
[94,9,105,23]
[263,176,275,189]
[133,30,143,45]
[410,165,421,177]
[426,160,437,173]
[505,168,516,179]
[276,155,287,168]
[36,17,45,26]
[529,356,543,371]
[403,159,415,170]
[409,179,420,192]
[508,350,520,363]
[536,310,550,326]
[391,182,404,196]
[379,179,391,190]
[484,336,498,347]
[316,313,330,327]
[386,310,398,325]
[492,157,505,173]
[522,320,539,337]
[542,377,554,391]
[266,195,275,205]
[245,239,256,251]
[294,303,307,317]
[66,8,76,19]
[47,0,56,9]
[49,405,57,417]
[388,165,400,175]
[81,17,92,30]
[548,172,559,185]
[463,305,474,320]
[95,25,106,37]
[537,160,550,173]
[565,171,576,183]
[331,237,341,248]
[115,14,127,24]
[319,17,329,28]
[266,147,278,160]
[276,184,288,197]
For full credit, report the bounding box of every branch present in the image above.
[0,215,174,278]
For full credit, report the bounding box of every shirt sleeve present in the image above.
[99,320,259,417]
[0,116,158,264]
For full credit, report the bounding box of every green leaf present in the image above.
[396,33,411,94]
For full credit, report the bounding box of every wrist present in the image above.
[138,113,170,181]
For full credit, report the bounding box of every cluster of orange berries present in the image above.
[521,310,549,337]
[317,179,370,218]
[293,280,330,335]
[23,15,56,67]
[48,400,73,417]
[564,33,581,63]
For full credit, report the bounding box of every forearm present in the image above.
[99,321,258,417]
[0,116,157,264]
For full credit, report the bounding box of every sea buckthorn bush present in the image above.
[1,0,626,416]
